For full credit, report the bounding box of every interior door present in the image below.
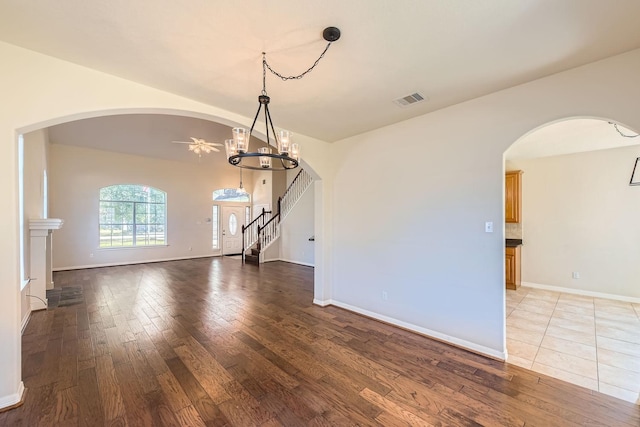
[221,205,245,255]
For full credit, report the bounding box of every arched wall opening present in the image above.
[503,116,640,402]
[2,40,339,409]
[16,106,326,277]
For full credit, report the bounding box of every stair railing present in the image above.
[280,168,313,220]
[242,208,271,261]
[244,168,314,263]
[257,212,280,254]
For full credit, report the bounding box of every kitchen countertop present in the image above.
[506,239,523,247]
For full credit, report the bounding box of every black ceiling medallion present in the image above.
[225,27,341,171]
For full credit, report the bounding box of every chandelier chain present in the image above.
[262,42,333,85]
[609,122,639,138]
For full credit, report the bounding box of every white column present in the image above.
[29,218,63,310]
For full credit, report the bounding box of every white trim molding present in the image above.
[21,311,31,335]
[53,254,219,271]
[313,298,331,307]
[279,258,314,268]
[315,299,506,361]
[0,382,25,411]
[522,282,640,304]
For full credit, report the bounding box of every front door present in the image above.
[221,205,245,255]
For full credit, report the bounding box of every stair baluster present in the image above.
[241,168,313,265]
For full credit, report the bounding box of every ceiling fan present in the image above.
[172,137,222,157]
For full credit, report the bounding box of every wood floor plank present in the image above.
[173,343,232,405]
[174,404,206,427]
[113,359,155,426]
[228,335,300,390]
[122,340,161,395]
[53,386,79,424]
[77,367,105,426]
[165,356,232,426]
[360,387,441,426]
[5,258,638,426]
[144,389,182,427]
[94,354,127,424]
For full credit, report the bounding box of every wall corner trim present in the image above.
[0,382,25,412]
[21,311,31,335]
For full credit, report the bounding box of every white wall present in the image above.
[327,49,640,359]
[280,183,315,266]
[50,143,248,269]
[251,169,273,213]
[507,145,640,299]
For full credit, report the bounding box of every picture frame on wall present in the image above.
[631,157,640,186]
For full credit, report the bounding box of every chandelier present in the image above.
[225,27,341,171]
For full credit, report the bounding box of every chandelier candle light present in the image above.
[225,27,341,171]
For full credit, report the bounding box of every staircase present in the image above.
[242,168,313,265]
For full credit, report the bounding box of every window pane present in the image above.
[99,185,166,248]
[229,213,238,236]
[99,225,114,248]
[212,205,219,249]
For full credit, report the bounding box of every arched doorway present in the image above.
[504,117,640,404]
[17,109,327,332]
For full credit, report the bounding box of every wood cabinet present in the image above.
[505,170,522,223]
[505,245,521,290]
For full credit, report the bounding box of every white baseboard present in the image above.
[53,254,219,271]
[522,282,640,304]
[21,311,31,335]
[0,382,25,411]
[263,257,314,267]
[30,297,47,311]
[276,258,314,267]
[315,299,506,361]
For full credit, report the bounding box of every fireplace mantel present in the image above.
[28,218,64,310]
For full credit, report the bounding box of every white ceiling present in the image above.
[47,114,234,166]
[3,0,640,159]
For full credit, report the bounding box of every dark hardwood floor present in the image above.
[2,258,638,426]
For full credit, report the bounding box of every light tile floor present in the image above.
[506,286,640,404]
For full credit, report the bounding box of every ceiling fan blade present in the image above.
[171,141,193,144]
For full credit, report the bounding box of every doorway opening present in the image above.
[504,117,640,404]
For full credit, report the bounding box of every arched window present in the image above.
[99,184,166,247]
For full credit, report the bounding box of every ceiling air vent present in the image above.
[394,92,427,107]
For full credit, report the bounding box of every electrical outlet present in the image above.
[89,253,94,258]
[572,271,580,279]
[382,291,388,300]
[188,247,192,251]
[485,221,494,233]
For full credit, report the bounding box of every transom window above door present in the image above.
[212,188,250,202]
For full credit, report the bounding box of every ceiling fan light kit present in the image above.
[172,137,222,158]
[225,27,341,171]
